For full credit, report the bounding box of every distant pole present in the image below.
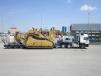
[87,0,90,22]
[0,16,4,32]
[88,11,90,25]
[41,16,43,29]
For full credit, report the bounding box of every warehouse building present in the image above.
[70,24,101,44]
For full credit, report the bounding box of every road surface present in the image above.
[0,43,101,76]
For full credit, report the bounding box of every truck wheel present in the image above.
[68,44,71,48]
[62,45,65,48]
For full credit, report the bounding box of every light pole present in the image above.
[87,11,90,25]
[0,15,4,33]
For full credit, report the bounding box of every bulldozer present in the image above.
[15,27,56,48]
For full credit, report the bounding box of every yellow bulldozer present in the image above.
[15,27,56,48]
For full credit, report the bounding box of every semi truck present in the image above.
[2,28,89,49]
[55,33,89,49]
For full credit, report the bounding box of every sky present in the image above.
[0,0,101,32]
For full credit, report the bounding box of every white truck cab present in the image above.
[75,33,89,48]
[80,34,89,44]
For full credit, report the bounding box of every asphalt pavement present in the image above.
[0,43,101,76]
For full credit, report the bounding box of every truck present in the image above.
[55,33,89,49]
[2,28,89,49]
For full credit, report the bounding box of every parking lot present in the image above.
[0,43,101,76]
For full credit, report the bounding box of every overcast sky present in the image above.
[0,0,101,32]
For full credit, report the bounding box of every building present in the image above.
[70,24,101,44]
[0,27,17,43]
[8,27,17,34]
[62,26,67,33]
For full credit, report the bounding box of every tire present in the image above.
[68,44,71,48]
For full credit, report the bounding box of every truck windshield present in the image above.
[84,37,89,40]
[65,38,70,40]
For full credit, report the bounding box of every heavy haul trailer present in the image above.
[3,28,55,49]
[55,34,89,49]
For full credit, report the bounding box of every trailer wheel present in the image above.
[6,45,11,49]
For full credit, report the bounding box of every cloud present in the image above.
[66,0,71,3]
[80,4,97,11]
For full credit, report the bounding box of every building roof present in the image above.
[70,24,101,31]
